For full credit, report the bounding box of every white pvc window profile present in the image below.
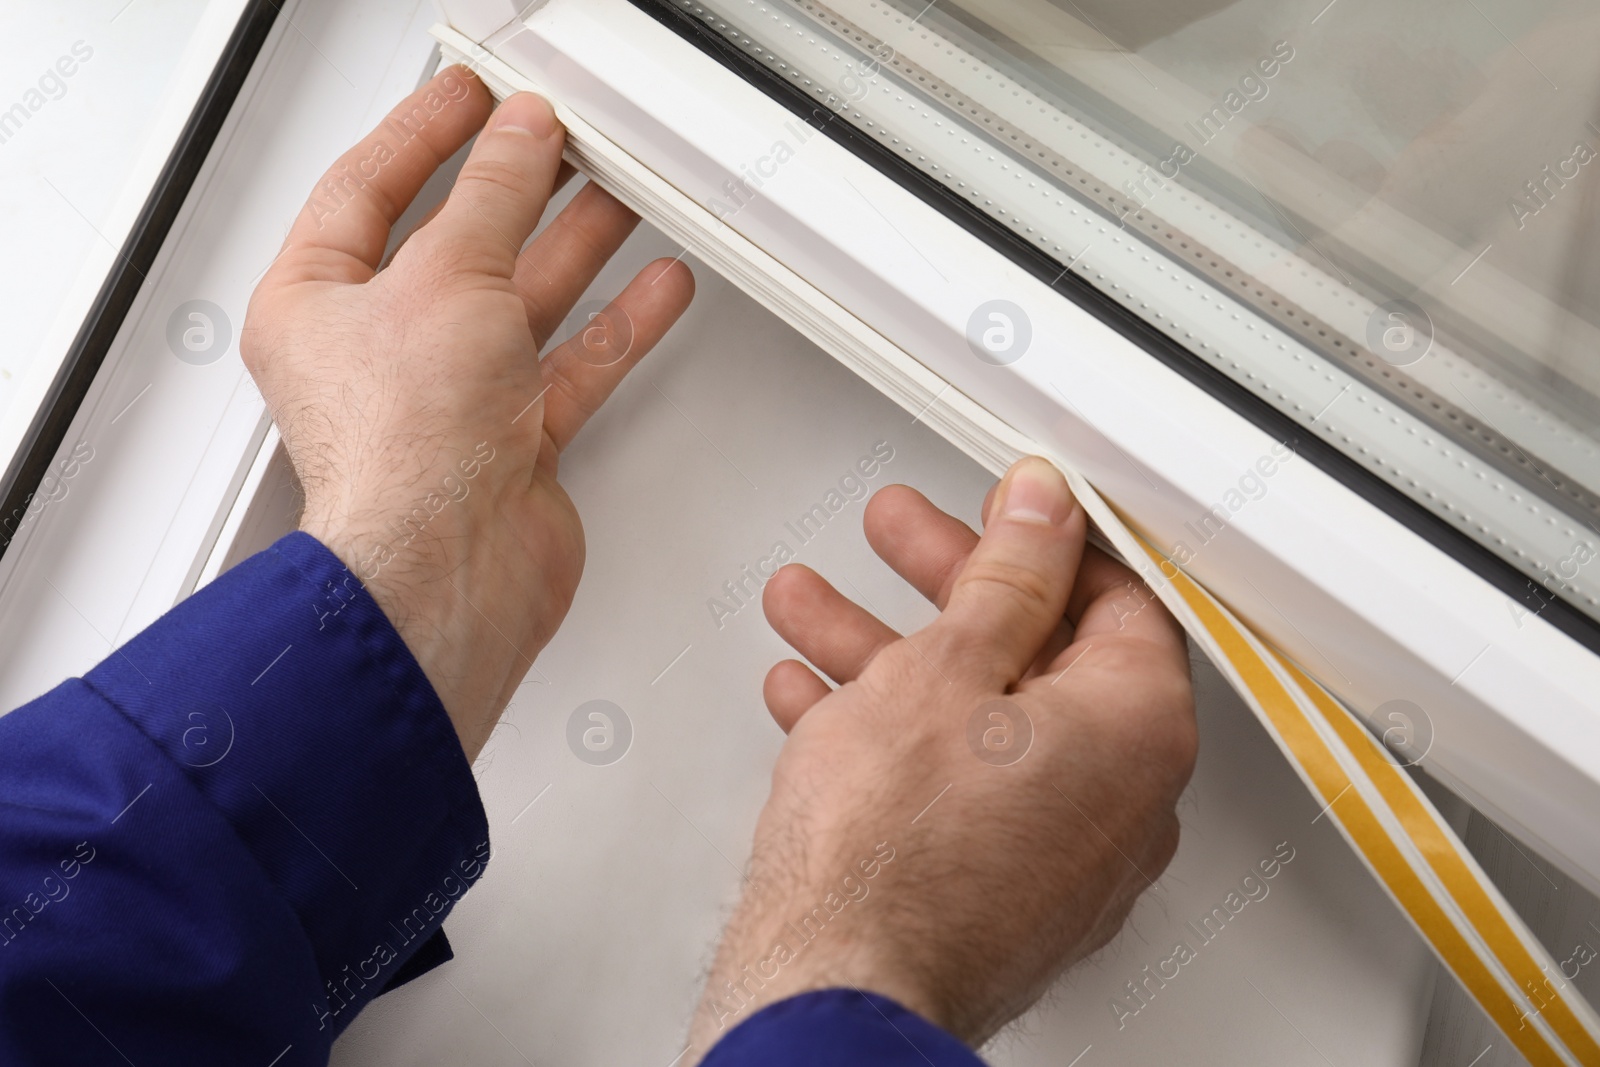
[0,0,253,525]
[0,0,445,715]
[435,0,1600,897]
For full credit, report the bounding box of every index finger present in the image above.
[266,66,493,289]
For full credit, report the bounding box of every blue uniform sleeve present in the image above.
[0,532,489,1066]
[1,534,984,1066]
[703,990,987,1066]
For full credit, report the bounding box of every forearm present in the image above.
[301,454,567,765]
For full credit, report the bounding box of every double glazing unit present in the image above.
[646,0,1600,641]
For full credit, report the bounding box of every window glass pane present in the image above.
[0,0,250,484]
[664,0,1600,624]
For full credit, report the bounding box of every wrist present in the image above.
[691,863,967,1056]
[301,504,514,761]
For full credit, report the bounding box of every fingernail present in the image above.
[1000,457,1074,525]
[491,93,557,139]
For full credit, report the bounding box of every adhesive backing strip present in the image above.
[434,25,1600,1064]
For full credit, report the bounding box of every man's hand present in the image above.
[692,457,1197,1050]
[242,67,693,760]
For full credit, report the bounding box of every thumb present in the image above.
[931,457,1085,687]
[428,92,565,277]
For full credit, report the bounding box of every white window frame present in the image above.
[0,0,255,493]
[435,0,1600,893]
[0,1,444,728]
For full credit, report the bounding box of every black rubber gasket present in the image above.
[626,0,1600,657]
[0,0,282,558]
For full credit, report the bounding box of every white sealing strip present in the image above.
[435,25,1600,1064]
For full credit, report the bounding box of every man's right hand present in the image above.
[691,456,1197,1051]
